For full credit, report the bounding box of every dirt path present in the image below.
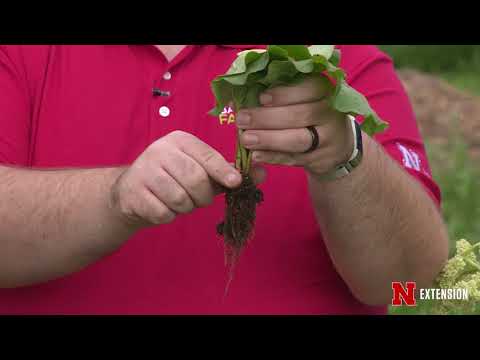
[397,69,480,164]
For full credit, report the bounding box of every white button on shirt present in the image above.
[159,106,170,117]
[163,72,172,80]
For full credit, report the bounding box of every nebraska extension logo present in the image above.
[391,281,417,306]
[392,281,469,306]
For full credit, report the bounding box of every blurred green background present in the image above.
[381,45,480,94]
[379,46,480,315]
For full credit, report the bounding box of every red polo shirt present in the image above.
[0,45,440,315]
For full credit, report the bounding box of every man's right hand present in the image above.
[110,131,265,228]
[0,130,268,287]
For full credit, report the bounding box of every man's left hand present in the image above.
[237,75,355,178]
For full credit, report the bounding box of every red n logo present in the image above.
[391,282,416,306]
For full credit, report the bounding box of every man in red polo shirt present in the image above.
[0,45,448,314]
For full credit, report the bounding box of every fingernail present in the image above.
[260,93,273,105]
[242,133,259,146]
[236,112,251,127]
[226,173,240,186]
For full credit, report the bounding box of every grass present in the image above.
[379,46,480,315]
[379,46,480,73]
[380,45,480,95]
[442,72,480,95]
[430,137,480,249]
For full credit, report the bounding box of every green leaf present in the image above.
[312,54,329,66]
[208,107,221,117]
[290,58,314,73]
[221,52,270,85]
[330,49,341,67]
[232,86,248,108]
[210,44,389,138]
[266,45,289,60]
[276,45,312,60]
[312,61,327,73]
[330,80,389,136]
[312,54,338,76]
[308,45,335,60]
[222,72,250,86]
[330,80,371,115]
[243,83,267,109]
[245,52,270,74]
[361,113,389,136]
[227,49,266,75]
[261,60,298,86]
[325,63,346,83]
[209,79,234,116]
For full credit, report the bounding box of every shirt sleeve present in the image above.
[343,45,442,207]
[0,46,31,166]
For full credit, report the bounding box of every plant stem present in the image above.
[465,258,480,272]
[245,149,253,173]
[233,101,252,175]
[464,242,480,256]
[234,100,243,171]
[235,133,242,169]
[238,129,248,171]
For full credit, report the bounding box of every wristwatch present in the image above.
[316,115,363,181]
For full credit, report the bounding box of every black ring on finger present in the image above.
[304,126,320,154]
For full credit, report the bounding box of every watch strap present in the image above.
[315,115,363,181]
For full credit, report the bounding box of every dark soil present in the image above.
[217,174,264,268]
